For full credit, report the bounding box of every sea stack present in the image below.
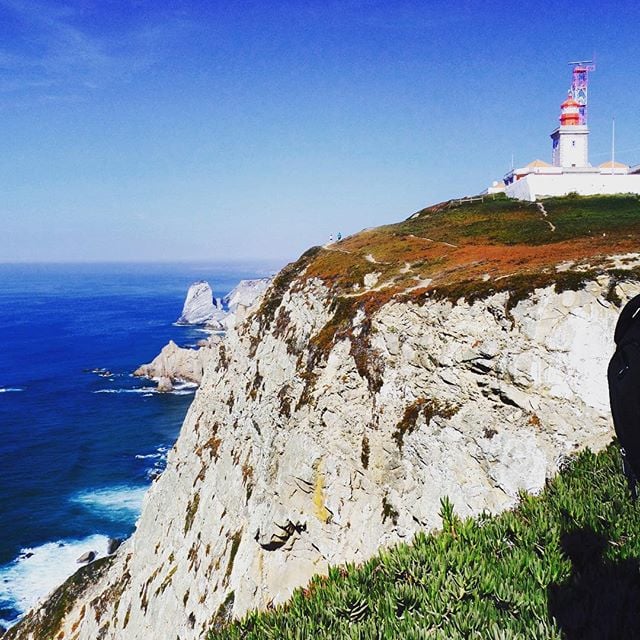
[176,281,217,325]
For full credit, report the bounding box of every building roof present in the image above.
[561,96,580,109]
[598,161,629,169]
[527,159,553,168]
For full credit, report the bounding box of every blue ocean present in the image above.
[0,262,280,627]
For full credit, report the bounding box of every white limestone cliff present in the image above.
[8,270,636,640]
[225,279,271,309]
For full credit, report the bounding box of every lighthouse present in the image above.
[550,93,589,168]
[495,63,640,201]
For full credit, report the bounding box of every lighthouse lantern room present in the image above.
[550,93,589,168]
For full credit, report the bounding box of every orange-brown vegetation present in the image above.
[251,194,640,394]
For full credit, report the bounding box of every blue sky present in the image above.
[2,0,640,262]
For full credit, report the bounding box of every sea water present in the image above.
[0,262,280,626]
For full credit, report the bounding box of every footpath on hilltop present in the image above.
[7,193,640,640]
[294,192,640,308]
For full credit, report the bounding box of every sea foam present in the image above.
[0,388,23,393]
[71,485,147,522]
[0,534,110,626]
[93,383,196,396]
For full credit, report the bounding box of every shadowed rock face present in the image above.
[10,196,640,640]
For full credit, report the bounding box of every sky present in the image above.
[2,0,640,263]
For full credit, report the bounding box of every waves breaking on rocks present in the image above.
[0,534,112,629]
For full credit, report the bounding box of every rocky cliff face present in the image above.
[9,195,640,640]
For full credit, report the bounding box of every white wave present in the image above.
[94,383,196,396]
[70,485,147,522]
[172,381,198,390]
[0,534,111,624]
[170,381,198,396]
[0,387,23,393]
[93,387,157,394]
[135,452,164,460]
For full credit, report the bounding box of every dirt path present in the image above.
[536,201,556,232]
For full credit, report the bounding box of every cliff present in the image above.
[8,194,640,640]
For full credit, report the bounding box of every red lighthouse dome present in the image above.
[560,94,581,126]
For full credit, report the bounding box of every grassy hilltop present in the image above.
[264,193,640,310]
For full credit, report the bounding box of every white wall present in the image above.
[505,173,640,201]
[558,128,589,168]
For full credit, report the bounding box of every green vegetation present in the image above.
[542,194,640,242]
[399,193,640,246]
[225,530,242,581]
[184,492,201,535]
[208,443,640,639]
[361,435,370,469]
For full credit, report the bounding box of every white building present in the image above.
[493,77,640,201]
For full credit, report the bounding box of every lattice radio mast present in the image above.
[567,60,596,125]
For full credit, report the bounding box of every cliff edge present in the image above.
[9,194,640,640]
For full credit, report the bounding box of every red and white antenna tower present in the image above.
[567,60,596,125]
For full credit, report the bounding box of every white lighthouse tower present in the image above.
[550,94,589,168]
[498,63,640,201]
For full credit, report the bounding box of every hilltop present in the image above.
[267,193,640,308]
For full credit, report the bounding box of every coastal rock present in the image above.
[156,376,173,392]
[134,339,218,387]
[76,551,95,564]
[107,538,122,555]
[215,278,272,330]
[223,278,271,313]
[15,270,635,640]
[136,279,271,392]
[176,281,217,325]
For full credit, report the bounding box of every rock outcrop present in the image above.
[176,281,221,326]
[9,195,640,640]
[222,278,271,329]
[136,279,272,391]
[134,338,220,389]
[176,279,272,329]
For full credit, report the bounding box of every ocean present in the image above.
[0,262,281,627]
